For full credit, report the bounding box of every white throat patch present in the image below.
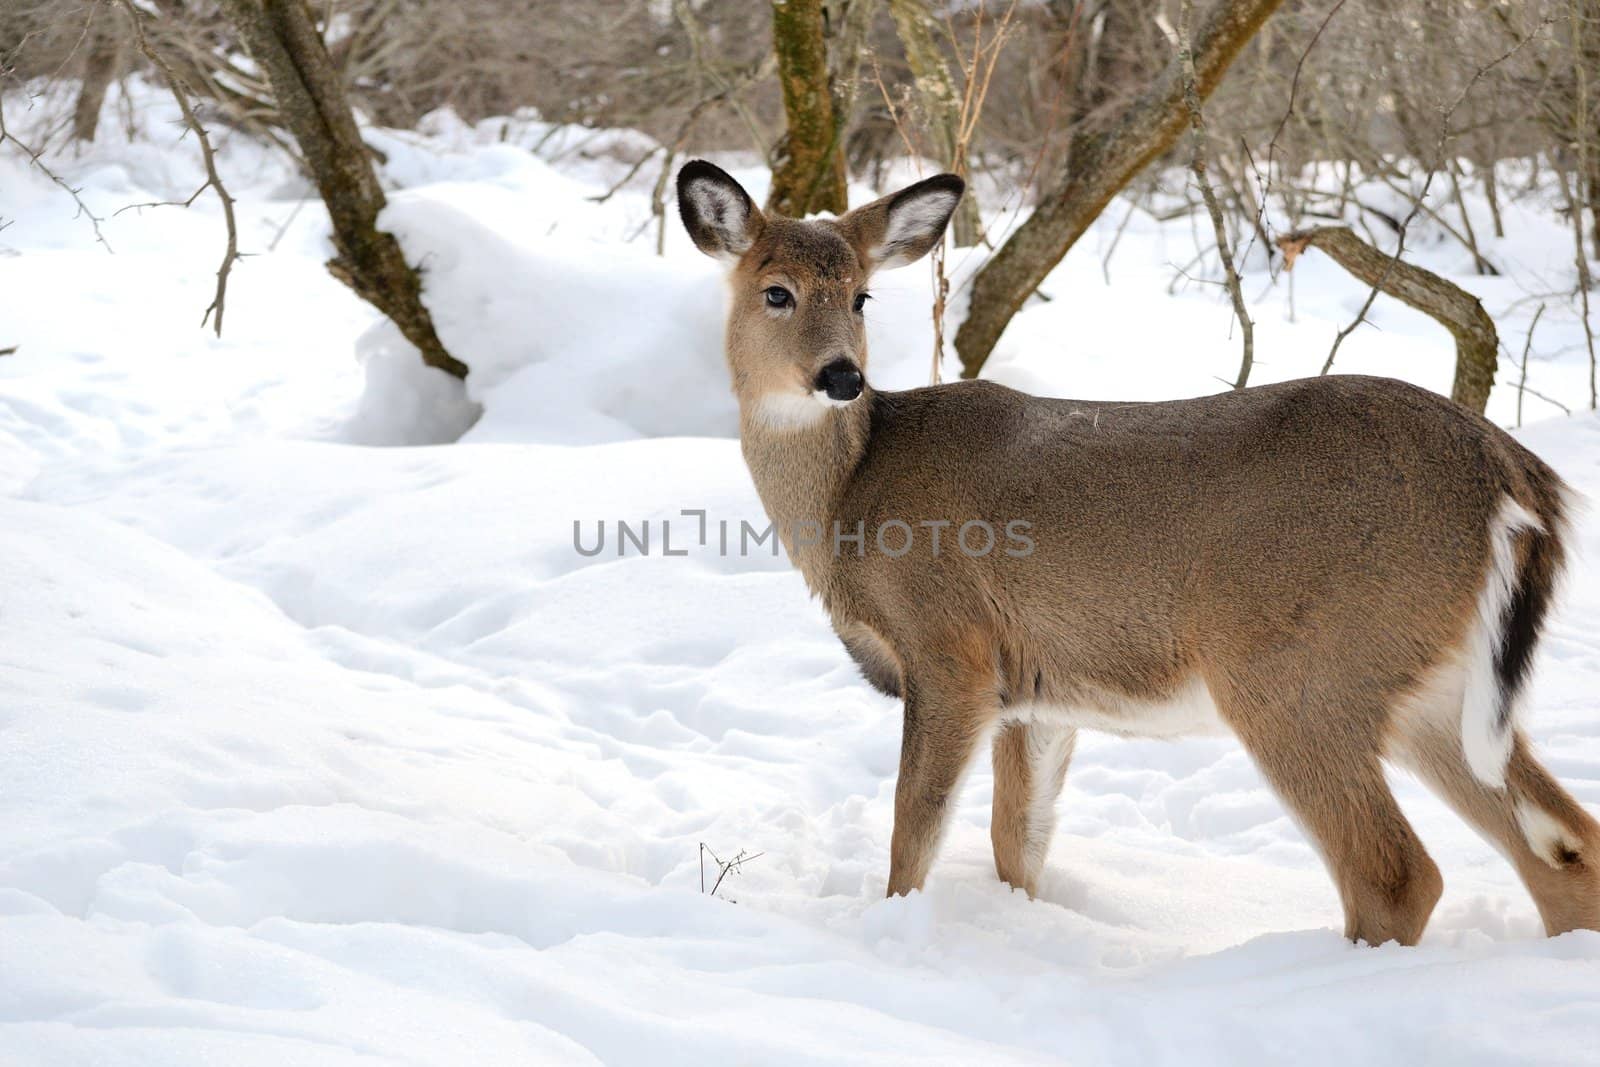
[749,390,857,431]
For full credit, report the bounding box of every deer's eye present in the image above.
[853,292,870,314]
[764,286,793,309]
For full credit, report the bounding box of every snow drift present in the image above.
[3,80,1600,1065]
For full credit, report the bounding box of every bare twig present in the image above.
[1445,158,1495,276]
[881,1,1017,382]
[930,238,950,384]
[0,93,112,252]
[1516,382,1571,417]
[1321,18,1548,377]
[589,146,662,205]
[1516,302,1547,427]
[699,843,764,901]
[1100,198,1138,286]
[1321,261,1387,376]
[113,181,211,217]
[1364,168,1501,273]
[1178,0,1253,389]
[1262,0,1348,196]
[675,0,770,168]
[869,54,920,161]
[1555,152,1598,411]
[266,194,309,253]
[638,47,775,253]
[1246,0,1348,266]
[115,0,240,336]
[949,0,1017,246]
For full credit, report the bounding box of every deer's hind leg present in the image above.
[1387,686,1600,936]
[1217,678,1443,946]
[991,719,1077,897]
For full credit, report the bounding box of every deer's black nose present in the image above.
[816,359,863,402]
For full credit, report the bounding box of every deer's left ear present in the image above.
[837,173,964,272]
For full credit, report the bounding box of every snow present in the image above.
[3,78,1600,1064]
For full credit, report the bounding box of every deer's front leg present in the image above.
[886,673,992,896]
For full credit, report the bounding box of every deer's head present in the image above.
[676,161,963,428]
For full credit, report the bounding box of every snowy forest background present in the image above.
[2,2,1600,1064]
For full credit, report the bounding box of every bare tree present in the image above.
[1178,0,1253,389]
[1569,0,1599,259]
[115,0,240,336]
[1555,160,1598,408]
[217,0,466,379]
[826,0,880,178]
[953,0,1284,379]
[769,0,848,216]
[9,0,1596,414]
[71,4,124,144]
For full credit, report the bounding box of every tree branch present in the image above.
[954,0,1284,378]
[1178,0,1253,389]
[1279,226,1498,412]
[116,0,241,336]
[0,94,112,252]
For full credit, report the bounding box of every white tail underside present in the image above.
[1460,495,1543,789]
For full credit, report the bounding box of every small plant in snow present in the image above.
[699,843,763,902]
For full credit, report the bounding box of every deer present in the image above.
[675,158,1598,946]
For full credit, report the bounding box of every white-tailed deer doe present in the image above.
[676,159,1597,945]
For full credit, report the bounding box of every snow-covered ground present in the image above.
[3,82,1599,1064]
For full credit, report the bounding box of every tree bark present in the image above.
[888,0,980,246]
[768,0,848,217]
[72,14,125,144]
[218,0,467,379]
[953,0,1284,378]
[1588,155,1600,263]
[1278,226,1498,414]
[825,0,879,190]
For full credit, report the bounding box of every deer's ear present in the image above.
[837,173,964,272]
[677,160,764,263]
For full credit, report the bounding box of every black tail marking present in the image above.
[1493,518,1564,732]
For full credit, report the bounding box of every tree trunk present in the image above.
[825,0,880,202]
[826,0,879,150]
[953,0,1284,378]
[888,0,980,246]
[1573,0,1600,261]
[768,0,848,217]
[218,0,467,379]
[1589,156,1600,263]
[1278,226,1498,414]
[72,15,125,144]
